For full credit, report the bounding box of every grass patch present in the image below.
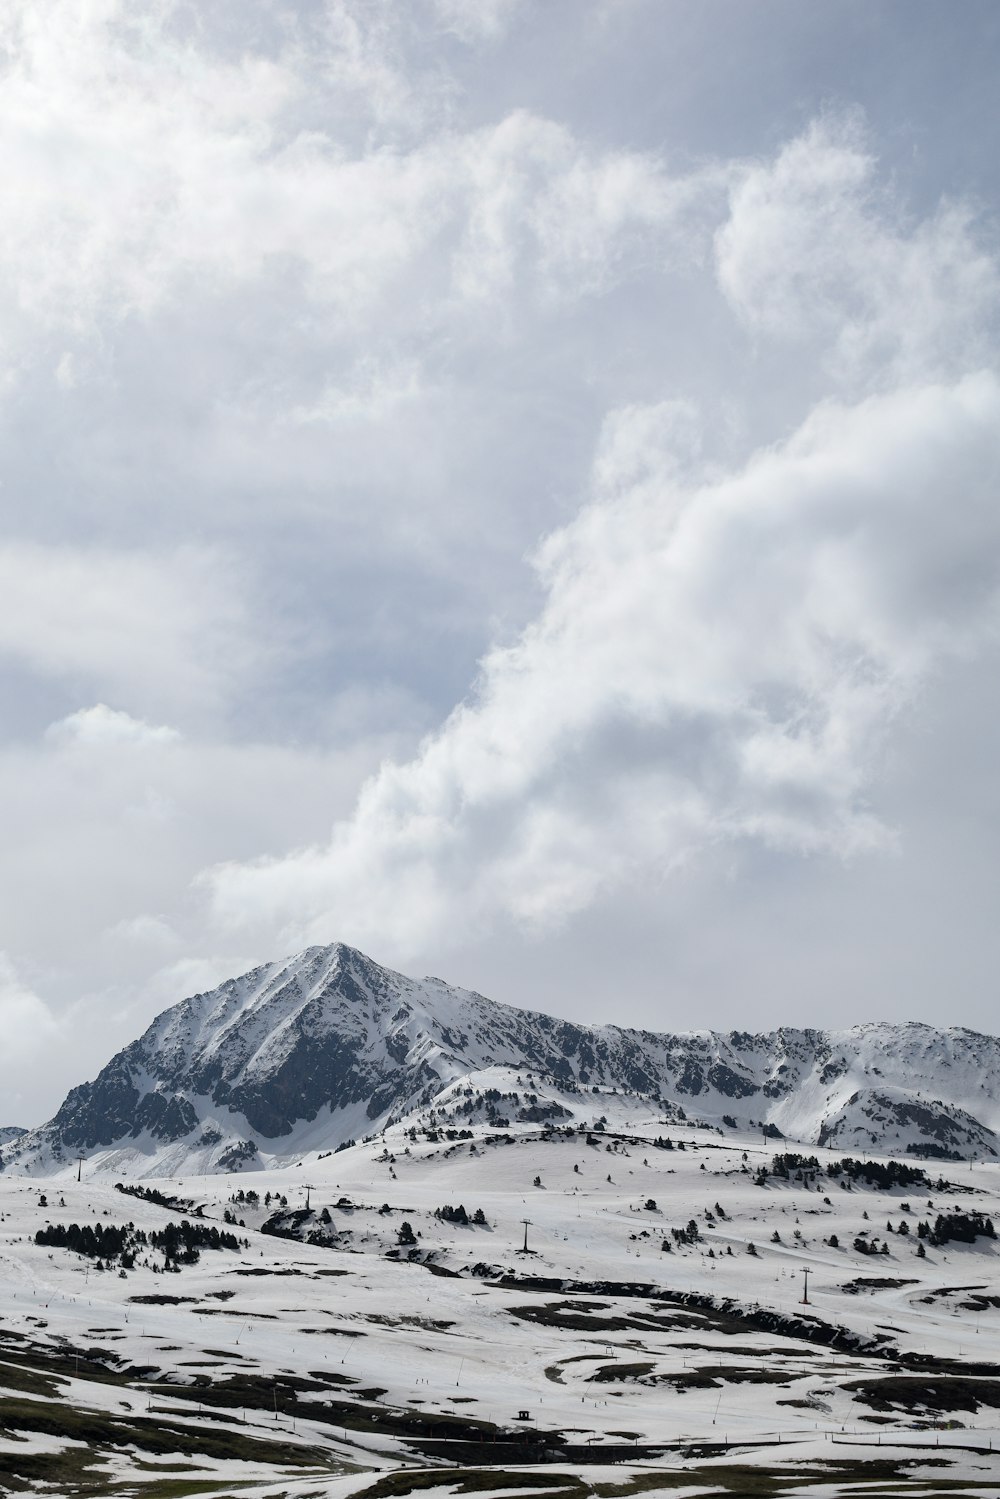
[847,1375,1000,1414]
[0,1392,333,1471]
[694,1365,792,1386]
[111,1482,251,1499]
[357,1461,1000,1499]
[0,1356,65,1399]
[142,1367,502,1444]
[506,1302,700,1335]
[594,1459,960,1496]
[128,1294,199,1305]
[357,1470,587,1499]
[842,1278,920,1295]
[586,1363,655,1383]
[0,1335,132,1388]
[0,1439,110,1493]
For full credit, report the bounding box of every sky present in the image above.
[2,0,1000,1125]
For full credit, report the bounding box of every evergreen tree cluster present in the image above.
[768,1153,821,1183]
[922,1209,996,1246]
[114,1182,203,1216]
[36,1217,244,1270]
[851,1235,892,1256]
[153,1219,243,1263]
[433,1203,488,1224]
[762,1153,953,1194]
[36,1219,135,1266]
[669,1218,701,1246]
[827,1157,936,1190]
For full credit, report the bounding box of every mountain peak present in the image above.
[4,944,999,1178]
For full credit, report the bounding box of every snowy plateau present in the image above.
[3,944,1000,1496]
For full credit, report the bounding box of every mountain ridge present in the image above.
[4,941,998,1177]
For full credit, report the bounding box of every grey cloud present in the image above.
[3,2,1000,1121]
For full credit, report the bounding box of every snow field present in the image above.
[5,1082,1000,1493]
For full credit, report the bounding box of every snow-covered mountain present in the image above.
[6,942,1000,1176]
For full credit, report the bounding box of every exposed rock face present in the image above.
[7,943,1000,1174]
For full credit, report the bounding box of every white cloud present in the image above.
[431,0,524,45]
[449,111,716,310]
[716,115,1000,383]
[46,704,180,747]
[592,400,703,495]
[0,2,719,381]
[0,544,260,723]
[0,953,57,1070]
[193,114,1000,965]
[103,914,183,953]
[287,358,423,427]
[54,351,76,389]
[205,370,1000,955]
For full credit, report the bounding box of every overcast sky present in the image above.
[2,1,1000,1124]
